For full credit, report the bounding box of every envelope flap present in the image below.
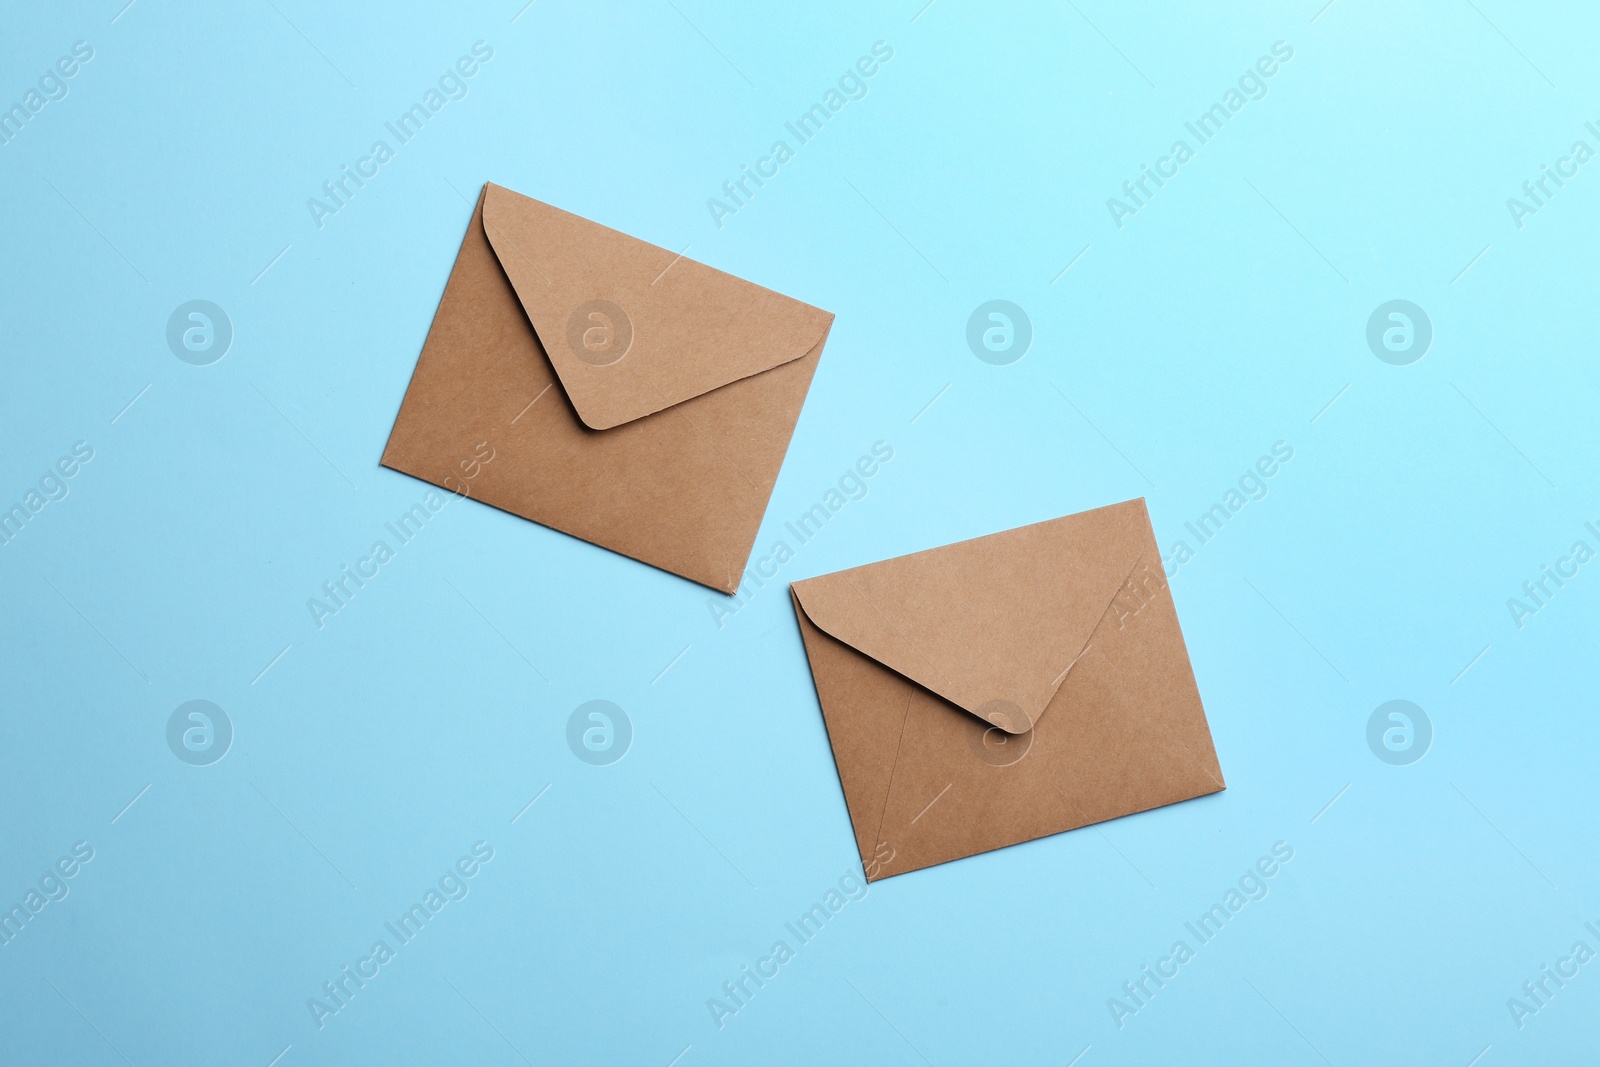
[480,183,833,430]
[790,500,1153,734]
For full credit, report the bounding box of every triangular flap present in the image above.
[480,182,833,430]
[789,500,1154,734]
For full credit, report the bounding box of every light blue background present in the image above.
[3,0,1598,1063]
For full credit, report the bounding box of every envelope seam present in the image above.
[1042,547,1150,701]
[838,572,957,695]
[1062,548,1159,674]
[433,208,549,416]
[797,578,1024,734]
[1085,554,1226,795]
[802,510,1152,735]
[1047,546,1228,794]
[870,688,917,867]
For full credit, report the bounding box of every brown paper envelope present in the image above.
[791,499,1225,880]
[381,183,834,593]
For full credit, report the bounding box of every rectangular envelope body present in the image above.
[382,183,833,593]
[791,499,1225,880]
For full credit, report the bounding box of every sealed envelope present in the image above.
[790,499,1225,880]
[383,182,833,592]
